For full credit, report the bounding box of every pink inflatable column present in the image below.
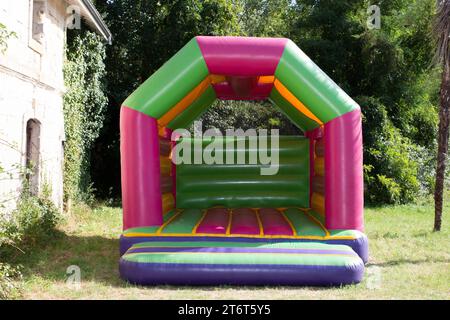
[324,109,364,231]
[120,106,163,229]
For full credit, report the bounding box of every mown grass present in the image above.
[8,198,450,300]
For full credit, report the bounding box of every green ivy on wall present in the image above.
[0,22,16,53]
[63,30,107,205]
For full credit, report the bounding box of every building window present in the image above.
[25,119,41,195]
[32,0,45,43]
[29,0,46,53]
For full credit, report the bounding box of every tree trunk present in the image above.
[434,63,450,232]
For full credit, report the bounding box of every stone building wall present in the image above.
[0,0,67,213]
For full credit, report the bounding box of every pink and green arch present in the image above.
[123,36,359,131]
[120,36,363,232]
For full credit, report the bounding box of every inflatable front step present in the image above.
[119,208,369,263]
[119,241,364,286]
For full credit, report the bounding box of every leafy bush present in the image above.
[372,173,402,204]
[10,195,60,245]
[0,189,60,299]
[0,263,21,300]
[360,96,423,204]
[1,193,60,254]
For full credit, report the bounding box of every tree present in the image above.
[237,0,292,37]
[287,0,440,204]
[432,0,450,232]
[90,0,442,204]
[91,0,242,199]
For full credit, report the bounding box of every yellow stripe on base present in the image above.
[253,208,264,236]
[124,232,356,241]
[192,209,208,234]
[303,209,330,237]
[277,208,297,236]
[156,209,183,235]
[226,209,233,235]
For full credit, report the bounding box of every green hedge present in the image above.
[359,96,427,204]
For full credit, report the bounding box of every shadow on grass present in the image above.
[367,257,450,267]
[5,231,353,292]
[6,231,126,288]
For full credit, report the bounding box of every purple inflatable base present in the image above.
[119,261,364,286]
[119,234,369,263]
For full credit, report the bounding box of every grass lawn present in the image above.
[9,199,450,300]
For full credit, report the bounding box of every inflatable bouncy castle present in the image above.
[119,36,368,286]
